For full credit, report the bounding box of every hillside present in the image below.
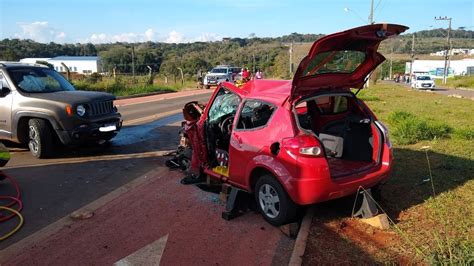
[1,28,473,79]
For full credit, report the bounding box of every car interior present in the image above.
[295,94,381,178]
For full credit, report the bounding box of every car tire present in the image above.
[254,174,298,226]
[28,119,53,158]
[205,85,211,90]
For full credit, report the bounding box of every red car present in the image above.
[183,24,408,225]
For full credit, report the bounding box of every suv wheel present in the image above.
[205,85,210,90]
[255,174,298,226]
[28,119,53,158]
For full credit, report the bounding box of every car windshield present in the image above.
[210,68,228,74]
[417,76,431,80]
[8,67,76,93]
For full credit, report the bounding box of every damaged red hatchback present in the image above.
[183,24,408,225]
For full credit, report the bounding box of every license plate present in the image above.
[423,84,430,87]
[99,123,117,132]
[209,81,216,84]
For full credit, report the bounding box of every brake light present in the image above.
[282,135,324,158]
[375,121,391,148]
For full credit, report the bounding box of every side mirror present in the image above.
[0,87,10,97]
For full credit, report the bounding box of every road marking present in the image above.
[116,90,211,107]
[114,234,168,266]
[1,150,174,170]
[123,109,182,126]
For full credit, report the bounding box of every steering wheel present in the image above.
[220,116,234,136]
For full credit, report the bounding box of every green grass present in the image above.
[435,76,474,90]
[354,84,474,264]
[72,76,197,97]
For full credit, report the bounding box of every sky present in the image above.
[0,0,472,44]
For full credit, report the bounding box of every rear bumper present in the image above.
[285,144,393,205]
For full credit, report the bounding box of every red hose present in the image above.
[0,171,23,222]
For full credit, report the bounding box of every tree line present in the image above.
[1,28,472,79]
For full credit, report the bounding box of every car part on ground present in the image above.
[0,171,24,241]
[0,62,122,158]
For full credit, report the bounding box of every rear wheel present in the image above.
[254,174,298,226]
[28,119,53,158]
[205,85,211,90]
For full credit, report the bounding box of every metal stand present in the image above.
[352,188,379,219]
[221,186,251,220]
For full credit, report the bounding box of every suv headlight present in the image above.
[77,105,86,117]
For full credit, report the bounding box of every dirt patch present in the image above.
[302,198,416,265]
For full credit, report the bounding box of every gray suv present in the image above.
[0,62,122,158]
[203,65,241,89]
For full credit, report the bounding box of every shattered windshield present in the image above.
[8,67,76,93]
[208,89,240,122]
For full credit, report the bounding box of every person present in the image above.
[196,69,203,89]
[241,67,250,82]
[255,69,263,79]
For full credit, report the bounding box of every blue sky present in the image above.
[0,0,472,43]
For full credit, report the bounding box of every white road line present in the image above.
[123,109,182,126]
[114,234,168,266]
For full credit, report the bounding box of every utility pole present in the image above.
[131,44,136,81]
[389,39,394,80]
[409,34,415,82]
[435,16,452,84]
[369,0,375,24]
[289,42,293,76]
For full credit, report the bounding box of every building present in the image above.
[429,48,474,56]
[19,56,102,74]
[405,59,474,78]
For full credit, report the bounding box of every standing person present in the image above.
[255,69,263,79]
[241,67,250,82]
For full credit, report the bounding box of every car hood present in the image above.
[27,90,116,105]
[291,23,408,101]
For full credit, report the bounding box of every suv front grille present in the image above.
[87,100,114,116]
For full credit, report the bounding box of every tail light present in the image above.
[282,135,324,158]
[375,121,391,148]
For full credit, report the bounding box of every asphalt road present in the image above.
[0,91,211,249]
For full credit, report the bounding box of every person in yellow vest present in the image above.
[0,142,10,168]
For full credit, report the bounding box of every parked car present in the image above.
[182,24,408,225]
[411,75,436,90]
[203,65,241,89]
[0,62,122,158]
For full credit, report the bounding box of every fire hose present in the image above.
[0,143,24,241]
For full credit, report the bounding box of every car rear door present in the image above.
[291,23,408,102]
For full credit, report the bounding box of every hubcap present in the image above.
[28,125,39,154]
[258,184,280,219]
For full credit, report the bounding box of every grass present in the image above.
[352,84,474,264]
[72,75,197,97]
[435,75,474,90]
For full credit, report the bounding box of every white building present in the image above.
[430,48,473,56]
[19,56,102,74]
[405,59,474,77]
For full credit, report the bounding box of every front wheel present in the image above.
[28,119,54,158]
[254,174,298,226]
[205,85,211,90]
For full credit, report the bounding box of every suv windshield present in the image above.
[416,76,431,80]
[7,67,76,93]
[210,68,228,74]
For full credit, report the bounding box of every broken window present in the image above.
[236,100,275,130]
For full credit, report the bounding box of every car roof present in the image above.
[224,79,292,105]
[0,62,49,69]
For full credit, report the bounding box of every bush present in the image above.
[453,127,474,140]
[387,111,452,144]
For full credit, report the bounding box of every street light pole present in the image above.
[369,0,375,24]
[435,16,452,84]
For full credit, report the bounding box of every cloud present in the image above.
[165,30,184,43]
[15,21,66,43]
[192,32,222,42]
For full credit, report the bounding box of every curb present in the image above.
[289,206,315,266]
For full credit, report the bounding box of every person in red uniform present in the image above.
[241,67,250,82]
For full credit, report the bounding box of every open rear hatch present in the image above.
[291,23,408,102]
